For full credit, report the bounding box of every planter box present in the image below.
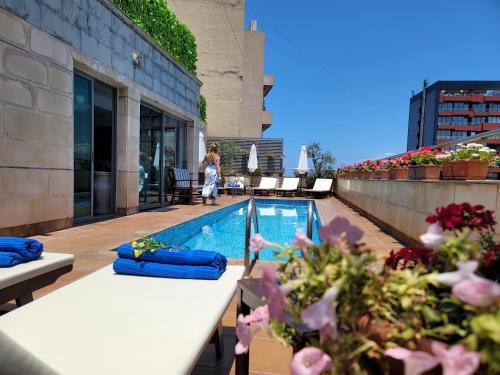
[366,171,375,179]
[390,168,409,180]
[442,160,490,180]
[374,170,390,180]
[409,165,441,180]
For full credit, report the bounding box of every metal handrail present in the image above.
[307,200,314,239]
[244,198,259,277]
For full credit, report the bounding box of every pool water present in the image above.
[152,199,321,261]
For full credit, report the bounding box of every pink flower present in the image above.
[452,277,500,306]
[260,268,288,321]
[292,229,314,250]
[241,305,270,331]
[301,286,338,342]
[385,347,439,375]
[235,314,255,354]
[431,341,481,375]
[235,305,271,355]
[420,223,444,250]
[318,217,363,249]
[436,260,479,286]
[290,347,332,375]
[250,233,273,252]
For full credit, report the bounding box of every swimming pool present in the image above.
[152,199,321,261]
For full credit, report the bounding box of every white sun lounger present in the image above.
[253,177,277,195]
[0,264,246,375]
[304,178,333,198]
[0,252,74,307]
[275,177,299,196]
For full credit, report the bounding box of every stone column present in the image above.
[116,85,140,215]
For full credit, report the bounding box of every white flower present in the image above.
[471,153,480,158]
[437,261,479,286]
[420,223,444,250]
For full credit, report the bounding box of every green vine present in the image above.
[111,0,198,74]
[199,94,207,122]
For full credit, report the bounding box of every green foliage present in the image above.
[218,139,240,176]
[199,94,207,122]
[306,142,336,177]
[111,0,197,74]
[451,143,496,162]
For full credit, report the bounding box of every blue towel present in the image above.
[113,258,225,280]
[0,237,43,267]
[117,243,227,269]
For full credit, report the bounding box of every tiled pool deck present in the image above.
[20,196,401,374]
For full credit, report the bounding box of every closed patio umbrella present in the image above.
[198,131,206,164]
[297,145,309,195]
[248,144,258,186]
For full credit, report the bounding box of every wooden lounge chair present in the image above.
[225,177,246,197]
[252,177,277,196]
[168,167,203,205]
[304,178,333,198]
[0,252,74,308]
[275,177,299,197]
[0,264,245,375]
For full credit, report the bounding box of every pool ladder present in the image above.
[243,199,315,277]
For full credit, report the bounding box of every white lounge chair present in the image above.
[275,177,299,197]
[252,177,277,196]
[304,178,333,198]
[0,264,245,375]
[0,252,74,308]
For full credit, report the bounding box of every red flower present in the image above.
[426,203,496,232]
[385,247,432,270]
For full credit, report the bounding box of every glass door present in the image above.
[73,72,116,220]
[74,75,93,218]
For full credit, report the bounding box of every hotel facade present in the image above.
[0,0,204,236]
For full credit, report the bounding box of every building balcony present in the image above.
[263,74,275,97]
[262,111,273,131]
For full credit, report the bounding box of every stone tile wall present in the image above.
[337,179,500,244]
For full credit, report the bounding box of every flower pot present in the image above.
[366,171,375,179]
[409,165,441,180]
[390,167,409,180]
[442,160,490,180]
[375,170,390,180]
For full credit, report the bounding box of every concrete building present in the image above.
[0,0,203,236]
[407,80,500,152]
[169,0,275,138]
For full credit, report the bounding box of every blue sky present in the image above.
[245,0,500,169]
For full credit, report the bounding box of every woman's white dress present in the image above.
[202,160,218,199]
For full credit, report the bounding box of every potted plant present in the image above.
[408,147,442,180]
[442,143,496,180]
[237,203,499,374]
[362,160,376,179]
[374,160,391,180]
[389,154,410,180]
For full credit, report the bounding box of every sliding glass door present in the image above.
[73,72,116,220]
[140,104,188,208]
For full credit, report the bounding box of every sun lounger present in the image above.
[225,177,246,197]
[275,177,299,197]
[252,177,277,195]
[0,264,246,375]
[0,252,74,307]
[304,178,333,198]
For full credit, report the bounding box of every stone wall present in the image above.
[0,8,74,235]
[0,0,201,117]
[0,3,202,235]
[336,179,500,245]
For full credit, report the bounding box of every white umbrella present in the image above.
[248,144,258,172]
[198,131,206,164]
[297,145,309,174]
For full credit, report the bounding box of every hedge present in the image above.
[111,0,198,74]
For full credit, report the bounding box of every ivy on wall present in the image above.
[111,0,198,74]
[199,94,207,122]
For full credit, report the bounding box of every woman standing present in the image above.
[202,143,222,205]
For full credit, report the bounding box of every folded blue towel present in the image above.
[0,237,43,267]
[113,258,226,280]
[117,243,227,269]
